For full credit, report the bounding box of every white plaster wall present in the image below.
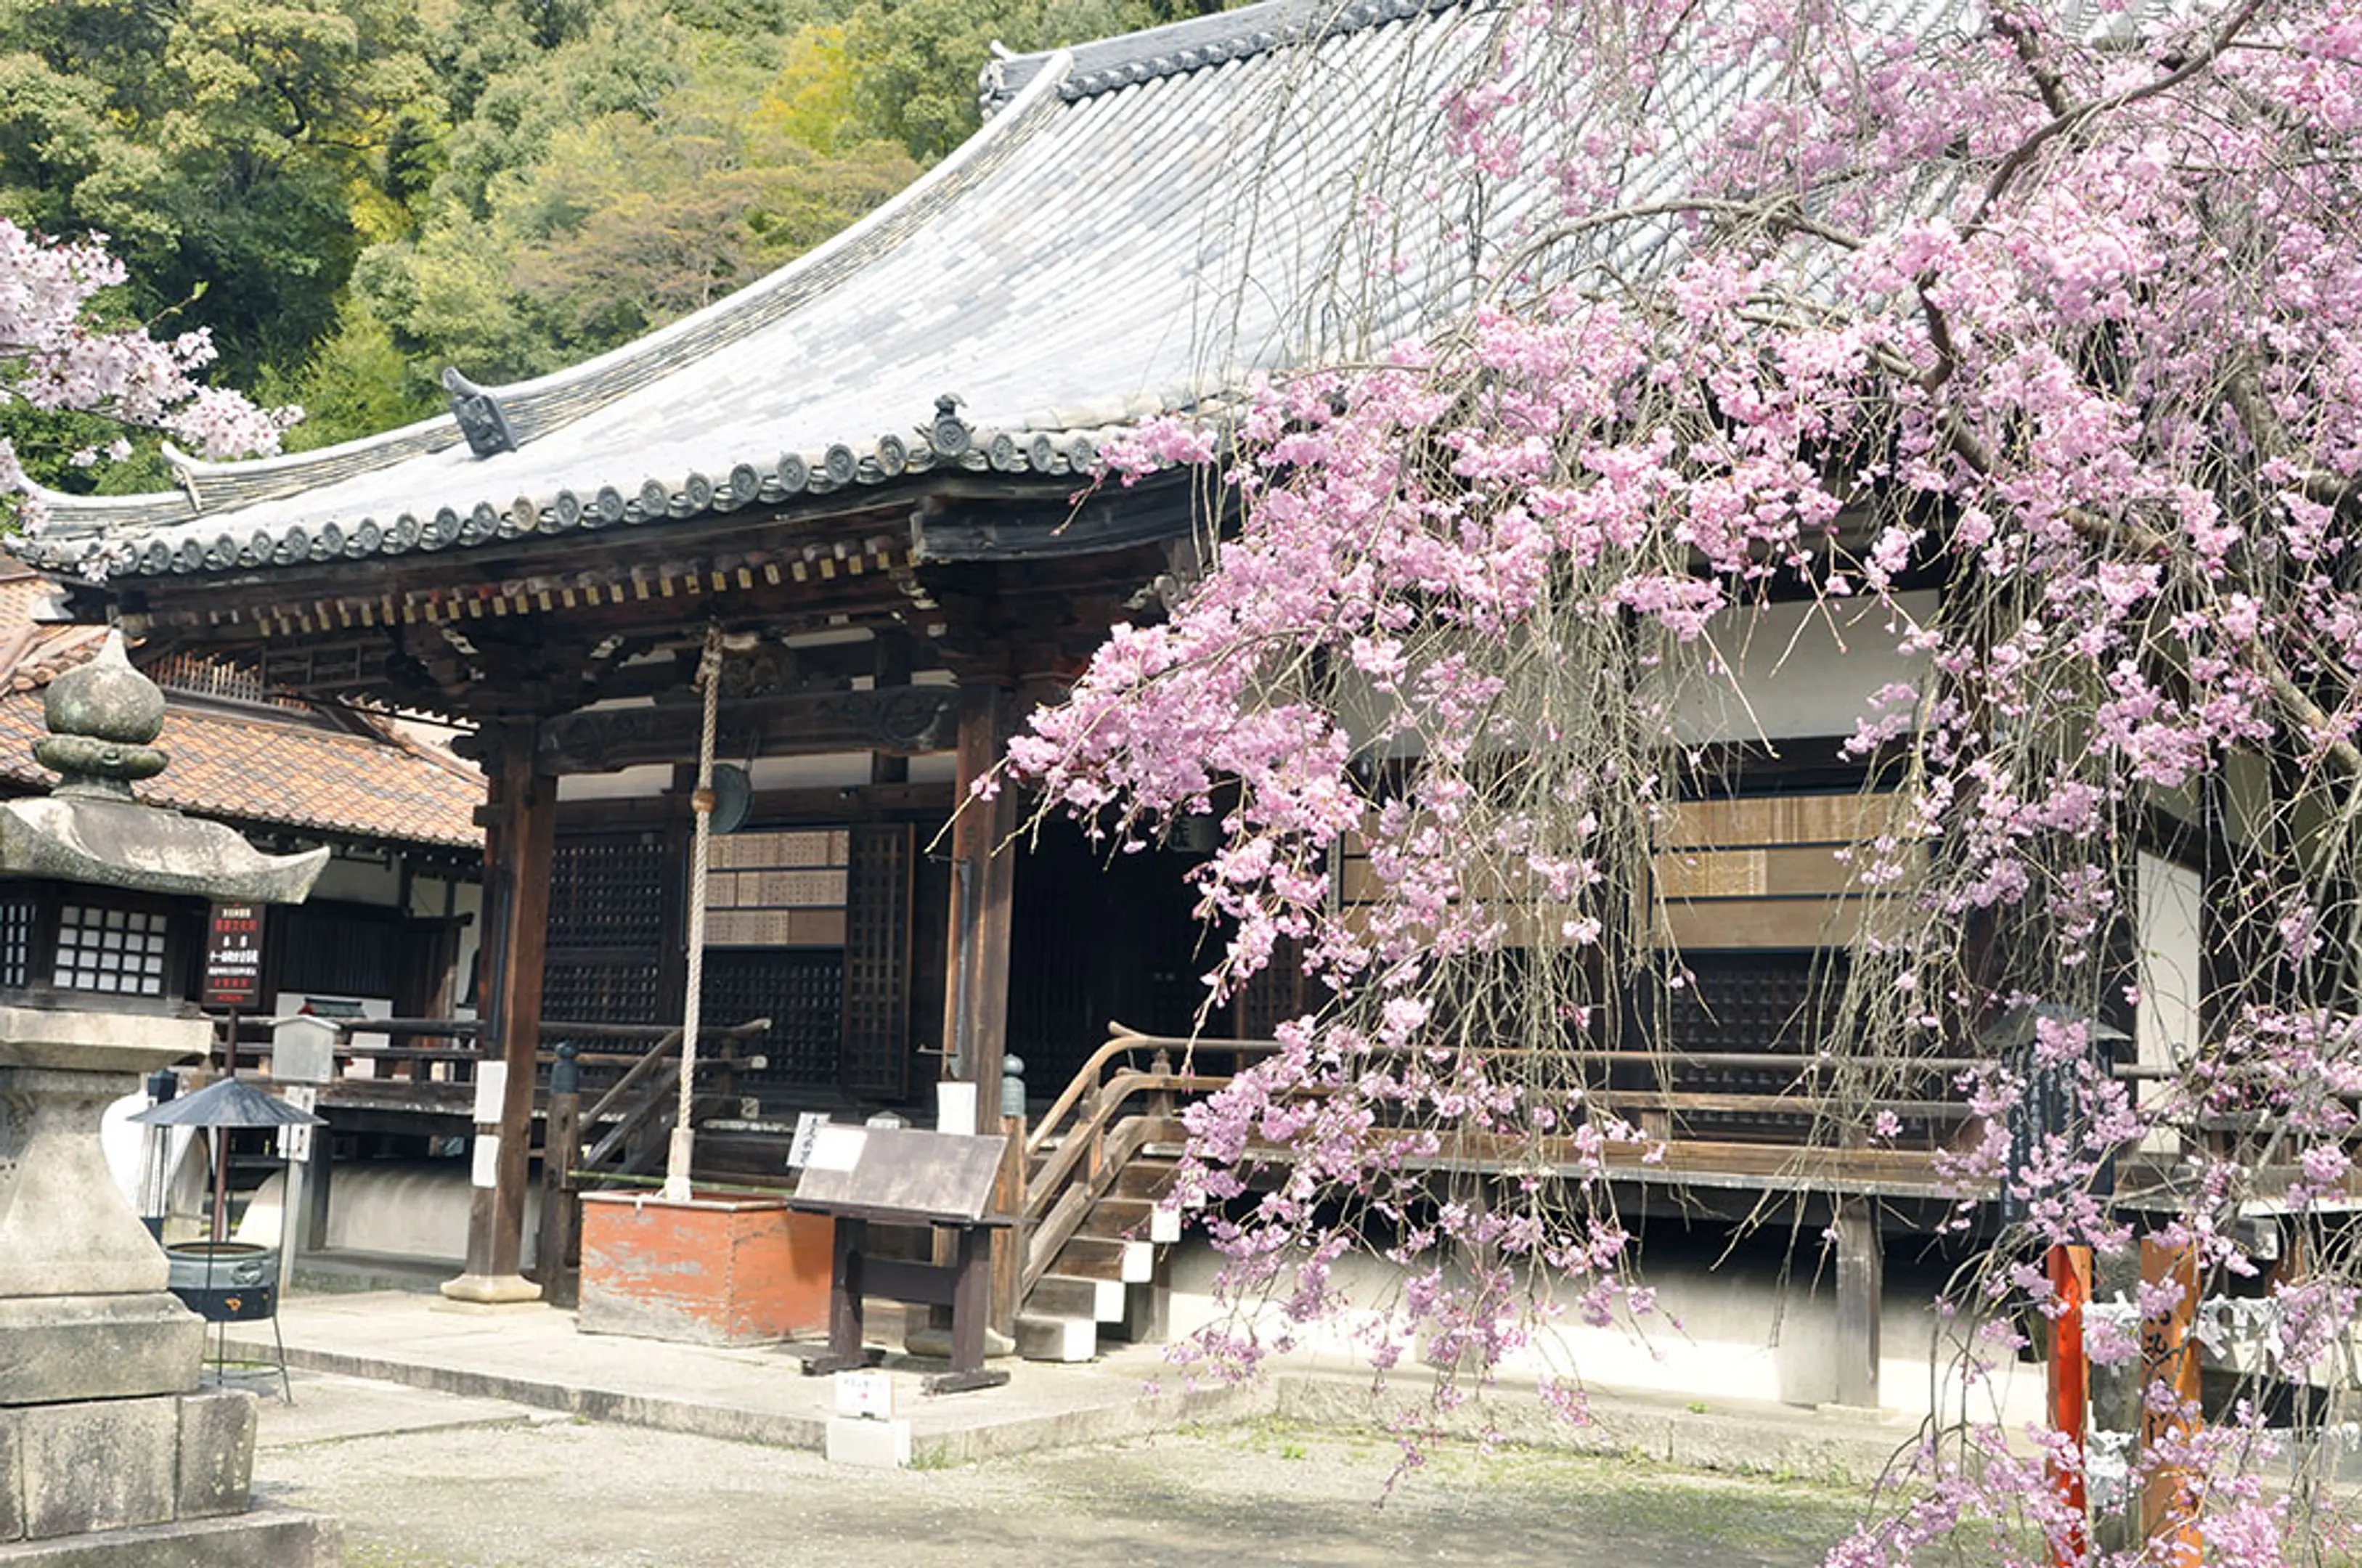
[558,762,676,802]
[1168,1236,2043,1428]
[2136,852,2203,1153]
[311,854,402,906]
[1663,591,1937,746]
[424,874,484,1011]
[240,1162,538,1270]
[386,713,476,762]
[551,751,960,795]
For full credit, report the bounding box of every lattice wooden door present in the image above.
[841,823,915,1101]
[540,832,673,1026]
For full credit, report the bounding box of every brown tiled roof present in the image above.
[0,569,482,849]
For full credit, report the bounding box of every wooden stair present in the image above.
[1015,1135,1186,1362]
[1011,1024,1285,1363]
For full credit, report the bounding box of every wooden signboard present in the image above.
[704,829,851,949]
[201,903,264,1008]
[790,1126,1016,1393]
[791,1126,1007,1223]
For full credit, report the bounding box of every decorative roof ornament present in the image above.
[442,367,518,458]
[36,630,168,801]
[931,394,974,459]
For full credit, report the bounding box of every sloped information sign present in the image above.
[791,1126,1007,1222]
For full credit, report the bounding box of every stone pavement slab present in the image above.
[236,1370,564,1450]
[254,1410,1871,1568]
[222,1292,1270,1466]
[217,1288,1932,1487]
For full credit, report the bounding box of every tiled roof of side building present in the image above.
[0,570,482,849]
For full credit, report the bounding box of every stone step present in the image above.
[1014,1312,1099,1363]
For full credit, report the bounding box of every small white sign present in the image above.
[834,1368,894,1421]
[471,1061,508,1126]
[276,1085,318,1162]
[471,1132,500,1189]
[787,1111,829,1170]
[805,1124,866,1174]
[936,1080,979,1138]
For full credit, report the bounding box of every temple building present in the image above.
[0,0,2223,1410]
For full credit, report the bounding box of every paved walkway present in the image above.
[245,1371,1873,1568]
[223,1292,1263,1466]
[220,1288,1927,1480]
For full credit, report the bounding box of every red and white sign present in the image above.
[201,904,262,1008]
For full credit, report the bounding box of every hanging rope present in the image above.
[661,624,728,1202]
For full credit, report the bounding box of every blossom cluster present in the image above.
[0,219,294,547]
[1012,0,2362,1555]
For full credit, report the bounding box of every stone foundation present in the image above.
[1,1391,257,1544]
[0,1508,338,1566]
[0,1294,206,1407]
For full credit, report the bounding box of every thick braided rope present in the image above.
[662,626,726,1201]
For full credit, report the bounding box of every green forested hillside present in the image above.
[0,0,1197,484]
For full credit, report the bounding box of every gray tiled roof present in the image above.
[11,0,2022,581]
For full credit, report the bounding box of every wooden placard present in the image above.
[791,1126,1009,1222]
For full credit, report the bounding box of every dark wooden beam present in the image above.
[510,685,960,775]
[555,780,954,830]
[913,486,1197,562]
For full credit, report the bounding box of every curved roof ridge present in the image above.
[984,0,1473,113]
[26,47,1078,539]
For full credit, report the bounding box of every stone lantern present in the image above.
[0,632,337,1564]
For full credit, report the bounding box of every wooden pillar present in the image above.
[992,1109,1025,1338]
[1831,1196,1883,1410]
[535,1045,584,1309]
[942,683,1017,1092]
[870,634,911,787]
[444,720,555,1304]
[2044,1244,2092,1567]
[940,682,1019,1331]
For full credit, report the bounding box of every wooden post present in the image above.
[301,1130,333,1254]
[941,683,1019,1332]
[535,1043,584,1309]
[2089,1241,2145,1557]
[445,721,556,1304]
[825,1217,870,1368]
[2045,1244,2092,1567]
[1831,1196,1883,1410]
[2140,1236,2203,1567]
[993,1109,1025,1338]
[870,634,911,787]
[942,683,1017,1095]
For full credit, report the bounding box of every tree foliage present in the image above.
[0,0,436,385]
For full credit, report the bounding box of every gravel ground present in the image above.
[253,1377,1868,1568]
